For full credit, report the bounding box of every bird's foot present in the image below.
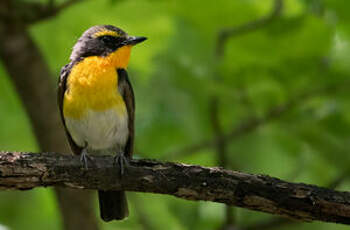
[114,152,129,175]
[80,149,91,170]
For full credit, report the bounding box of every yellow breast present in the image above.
[63,56,127,119]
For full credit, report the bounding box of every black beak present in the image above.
[125,36,147,45]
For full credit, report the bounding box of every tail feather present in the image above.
[98,190,129,222]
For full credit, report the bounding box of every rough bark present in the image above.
[1,151,350,226]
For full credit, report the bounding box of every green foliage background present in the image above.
[1,0,350,229]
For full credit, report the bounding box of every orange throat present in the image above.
[103,45,132,69]
[63,45,132,119]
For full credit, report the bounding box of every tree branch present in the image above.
[210,97,237,230]
[0,0,83,25]
[165,82,350,160]
[210,97,229,168]
[216,0,283,57]
[2,151,350,225]
[212,2,283,227]
[26,0,83,24]
[243,167,350,230]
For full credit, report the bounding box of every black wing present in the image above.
[117,68,135,159]
[57,63,83,155]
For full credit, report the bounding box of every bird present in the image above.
[57,25,146,221]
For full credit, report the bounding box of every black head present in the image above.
[70,25,147,61]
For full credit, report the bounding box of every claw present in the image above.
[80,149,89,170]
[114,152,129,175]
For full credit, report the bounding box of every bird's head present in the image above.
[70,25,147,68]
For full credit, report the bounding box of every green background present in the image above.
[1,0,350,229]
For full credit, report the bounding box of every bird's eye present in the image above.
[99,35,117,44]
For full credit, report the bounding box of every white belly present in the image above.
[65,109,129,151]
